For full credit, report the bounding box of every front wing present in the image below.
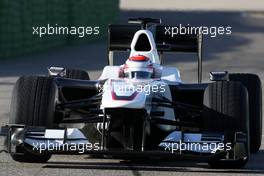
[0,125,247,161]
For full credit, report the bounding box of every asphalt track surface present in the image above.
[0,10,264,176]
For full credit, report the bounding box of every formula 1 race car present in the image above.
[1,18,262,168]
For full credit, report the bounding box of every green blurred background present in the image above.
[0,0,119,59]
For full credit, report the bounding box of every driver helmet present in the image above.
[122,55,154,79]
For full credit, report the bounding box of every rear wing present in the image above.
[108,24,203,83]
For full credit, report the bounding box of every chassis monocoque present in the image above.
[0,18,262,168]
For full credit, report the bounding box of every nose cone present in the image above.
[101,79,147,109]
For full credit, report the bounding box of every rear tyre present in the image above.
[203,81,250,169]
[64,68,100,144]
[229,73,262,153]
[9,76,57,163]
[65,69,90,80]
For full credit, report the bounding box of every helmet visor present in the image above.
[125,71,152,79]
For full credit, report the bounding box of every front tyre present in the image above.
[229,73,262,153]
[203,81,250,168]
[9,76,57,163]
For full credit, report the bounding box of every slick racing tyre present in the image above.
[229,73,262,153]
[9,76,57,163]
[62,68,91,101]
[203,81,250,168]
[65,69,90,80]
